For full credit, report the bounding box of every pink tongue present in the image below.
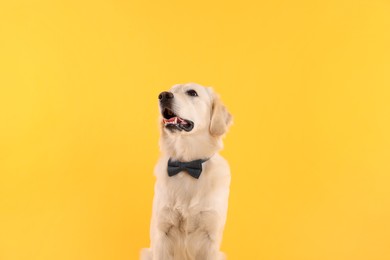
[163,117,188,125]
[165,117,177,123]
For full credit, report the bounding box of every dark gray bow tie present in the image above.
[167,158,209,179]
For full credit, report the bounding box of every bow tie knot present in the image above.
[167,158,209,179]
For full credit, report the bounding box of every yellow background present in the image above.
[1,0,389,259]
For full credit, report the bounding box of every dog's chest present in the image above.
[160,168,215,211]
[168,171,206,199]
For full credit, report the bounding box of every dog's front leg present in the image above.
[185,210,225,260]
[152,233,174,260]
[152,207,184,260]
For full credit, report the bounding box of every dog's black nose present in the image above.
[158,91,174,102]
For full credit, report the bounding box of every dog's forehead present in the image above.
[170,83,206,93]
[171,83,205,93]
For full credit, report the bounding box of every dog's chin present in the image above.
[164,122,194,133]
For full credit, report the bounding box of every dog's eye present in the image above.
[186,90,198,97]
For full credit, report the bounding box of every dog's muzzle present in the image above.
[158,91,194,132]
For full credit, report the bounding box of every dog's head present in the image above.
[158,83,232,137]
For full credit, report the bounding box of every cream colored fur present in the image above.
[141,83,232,260]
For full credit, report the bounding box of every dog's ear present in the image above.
[209,92,232,136]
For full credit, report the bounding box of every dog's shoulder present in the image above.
[205,154,230,176]
[153,155,169,177]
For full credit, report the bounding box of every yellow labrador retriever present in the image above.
[141,83,232,260]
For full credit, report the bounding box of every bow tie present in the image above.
[167,158,209,179]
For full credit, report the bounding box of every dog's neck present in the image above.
[160,131,222,162]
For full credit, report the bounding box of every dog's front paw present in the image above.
[140,248,152,260]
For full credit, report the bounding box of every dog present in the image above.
[141,83,232,260]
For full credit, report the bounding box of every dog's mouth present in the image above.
[162,108,194,132]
